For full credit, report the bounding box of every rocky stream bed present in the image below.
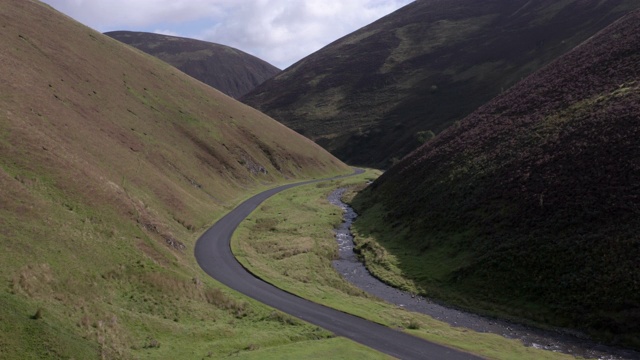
[329,188,639,360]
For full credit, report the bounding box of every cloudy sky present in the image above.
[41,0,413,69]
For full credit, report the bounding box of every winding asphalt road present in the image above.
[194,169,482,360]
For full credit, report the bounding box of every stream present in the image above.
[329,188,639,360]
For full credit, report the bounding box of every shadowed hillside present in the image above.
[353,10,640,349]
[106,31,280,99]
[243,0,640,168]
[0,1,348,358]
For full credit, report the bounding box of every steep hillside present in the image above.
[352,10,640,348]
[0,1,349,358]
[243,0,640,168]
[106,31,280,99]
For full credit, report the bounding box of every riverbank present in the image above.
[329,188,640,360]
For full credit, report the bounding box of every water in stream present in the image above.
[329,188,639,360]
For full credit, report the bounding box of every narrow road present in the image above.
[194,169,482,360]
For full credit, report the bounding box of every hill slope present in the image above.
[243,0,640,168]
[353,10,640,348]
[0,1,348,358]
[106,31,280,99]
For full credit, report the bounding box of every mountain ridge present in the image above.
[243,0,640,168]
[106,30,280,99]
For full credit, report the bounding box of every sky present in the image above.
[41,0,414,69]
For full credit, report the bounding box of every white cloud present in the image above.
[41,0,413,69]
[45,0,225,28]
[198,0,413,68]
[153,29,181,38]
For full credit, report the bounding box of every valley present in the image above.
[232,170,581,359]
[198,169,480,360]
[2,0,639,358]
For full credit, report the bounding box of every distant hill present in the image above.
[0,1,347,358]
[243,0,640,168]
[353,10,640,349]
[106,31,280,99]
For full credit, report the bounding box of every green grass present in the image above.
[347,198,536,323]
[232,169,575,360]
[230,337,393,359]
[0,174,355,359]
[351,205,474,298]
[0,1,351,358]
[0,292,98,360]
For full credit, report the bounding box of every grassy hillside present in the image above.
[106,31,280,99]
[243,0,640,168]
[0,1,350,358]
[352,10,640,349]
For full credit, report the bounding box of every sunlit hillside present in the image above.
[0,1,349,358]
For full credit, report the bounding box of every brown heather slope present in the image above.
[105,31,280,99]
[0,1,349,358]
[353,10,640,349]
[242,0,640,169]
